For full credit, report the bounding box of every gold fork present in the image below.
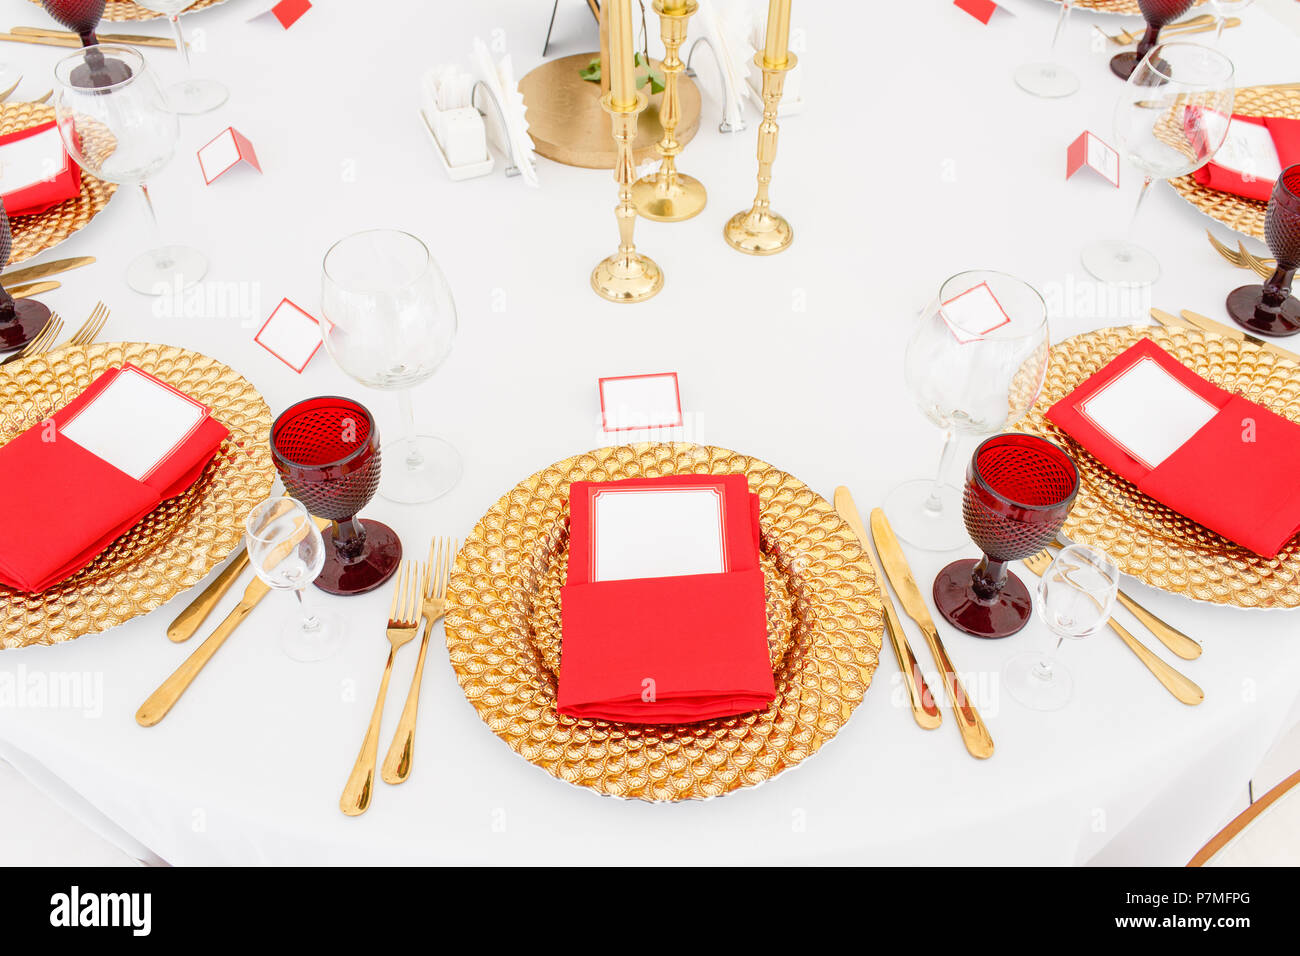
[1207,230,1275,279]
[340,560,425,817]
[62,301,109,349]
[1022,551,1203,705]
[0,311,62,367]
[382,537,456,784]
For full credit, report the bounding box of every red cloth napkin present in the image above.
[557,474,776,724]
[0,121,81,216]
[1191,114,1300,202]
[1047,339,1300,557]
[0,366,229,592]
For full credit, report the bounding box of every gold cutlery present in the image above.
[833,489,941,731]
[59,301,107,349]
[32,90,50,105]
[1179,307,1300,363]
[0,75,20,103]
[1094,14,1221,45]
[0,29,174,49]
[1233,242,1277,278]
[1207,230,1274,278]
[341,561,424,816]
[870,508,994,759]
[11,26,176,48]
[136,515,328,727]
[1022,551,1203,705]
[1149,306,1196,331]
[0,311,61,366]
[10,280,59,299]
[382,537,456,784]
[2,256,95,286]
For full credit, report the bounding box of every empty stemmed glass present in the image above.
[1208,0,1253,44]
[1015,1,1078,99]
[1083,42,1235,285]
[320,229,460,504]
[245,496,344,663]
[933,434,1080,638]
[53,45,208,294]
[1003,544,1120,711]
[271,396,402,596]
[884,271,1051,551]
[1226,164,1300,336]
[1109,0,1194,80]
[134,1,228,113]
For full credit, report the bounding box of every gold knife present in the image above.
[13,26,176,47]
[2,256,95,286]
[1180,308,1300,364]
[1150,307,1196,330]
[870,508,995,759]
[10,280,58,299]
[834,487,941,730]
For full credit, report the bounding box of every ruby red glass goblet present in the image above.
[933,434,1080,639]
[1110,0,1195,80]
[1226,163,1300,337]
[0,201,51,353]
[43,0,132,87]
[270,396,402,596]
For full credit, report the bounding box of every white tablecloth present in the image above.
[2,0,1299,865]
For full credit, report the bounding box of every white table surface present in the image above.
[2,0,1299,866]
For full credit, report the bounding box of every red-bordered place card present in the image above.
[255,298,322,373]
[197,127,262,185]
[598,372,684,432]
[1067,131,1121,188]
[587,484,728,582]
[248,0,311,28]
[940,282,1012,344]
[954,0,1012,24]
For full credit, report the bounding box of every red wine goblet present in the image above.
[270,396,402,596]
[0,201,51,353]
[1110,0,1195,80]
[42,0,133,87]
[933,434,1080,639]
[1226,164,1300,337]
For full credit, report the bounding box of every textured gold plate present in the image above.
[1169,85,1300,242]
[445,443,885,802]
[1070,0,1206,14]
[1019,325,1300,608]
[27,0,226,22]
[0,102,116,265]
[0,342,275,648]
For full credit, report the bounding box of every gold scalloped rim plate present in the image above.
[28,0,227,22]
[444,443,885,803]
[0,341,274,648]
[1065,0,1206,14]
[1018,325,1300,608]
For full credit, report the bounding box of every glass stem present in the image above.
[138,183,175,271]
[922,429,958,518]
[1050,1,1071,51]
[294,587,321,632]
[1214,16,1226,45]
[398,388,425,470]
[1034,636,1065,681]
[169,15,194,78]
[1126,177,1154,241]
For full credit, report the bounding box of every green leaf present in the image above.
[579,56,601,83]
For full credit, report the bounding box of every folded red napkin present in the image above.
[0,121,81,216]
[1047,339,1300,557]
[0,365,229,592]
[1191,113,1300,202]
[557,474,776,724]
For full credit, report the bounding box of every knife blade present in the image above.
[1149,307,1196,330]
[10,280,58,299]
[834,487,941,730]
[12,26,176,47]
[2,256,95,286]
[869,508,995,759]
[1180,309,1300,364]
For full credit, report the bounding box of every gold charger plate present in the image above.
[0,342,275,648]
[1067,0,1206,14]
[27,0,226,22]
[445,443,885,802]
[1,102,116,265]
[1168,85,1300,242]
[1019,325,1300,608]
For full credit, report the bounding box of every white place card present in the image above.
[590,486,727,583]
[1067,131,1120,188]
[599,372,683,432]
[1077,356,1219,470]
[255,298,322,373]
[60,366,207,482]
[0,126,69,195]
[1213,118,1282,185]
[247,0,311,28]
[197,127,262,185]
[940,282,1011,344]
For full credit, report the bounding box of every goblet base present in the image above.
[166,77,229,114]
[126,244,208,295]
[0,298,53,352]
[1081,239,1160,285]
[631,171,707,222]
[882,479,967,552]
[380,435,462,504]
[1014,62,1079,98]
[314,519,403,596]
[723,209,793,255]
[281,608,345,662]
[933,558,1033,638]
[1003,652,1073,711]
[1226,284,1300,337]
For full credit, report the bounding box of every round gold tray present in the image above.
[27,0,226,22]
[1068,0,1206,14]
[1019,325,1300,608]
[445,443,884,802]
[1169,85,1300,242]
[1,102,116,266]
[0,342,275,648]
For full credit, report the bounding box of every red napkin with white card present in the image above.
[0,364,229,592]
[1047,339,1300,557]
[557,474,776,723]
[1191,113,1300,202]
[0,121,81,216]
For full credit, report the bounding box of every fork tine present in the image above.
[72,302,108,347]
[389,561,408,619]
[425,538,438,599]
[1207,230,1243,265]
[20,314,61,358]
[439,538,455,599]
[410,563,425,622]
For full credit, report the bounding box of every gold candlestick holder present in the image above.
[630,0,706,222]
[724,51,797,255]
[592,90,664,303]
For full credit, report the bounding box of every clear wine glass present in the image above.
[884,271,1051,551]
[53,45,208,294]
[245,496,344,663]
[320,229,461,504]
[134,0,228,113]
[1003,544,1119,711]
[1208,0,1253,44]
[1082,42,1235,285]
[1015,2,1078,99]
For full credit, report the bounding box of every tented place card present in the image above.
[197,127,262,185]
[248,0,311,28]
[254,298,322,373]
[954,0,1013,25]
[1067,131,1121,188]
[599,372,683,432]
[588,485,727,583]
[940,282,1012,344]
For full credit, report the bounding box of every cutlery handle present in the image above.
[1115,590,1201,660]
[167,552,249,642]
[136,604,251,726]
[340,651,396,816]
[1109,619,1204,706]
[881,605,941,730]
[0,32,80,48]
[381,622,432,784]
[921,625,995,759]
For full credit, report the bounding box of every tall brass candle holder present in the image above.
[592,90,664,303]
[630,0,707,222]
[723,51,798,255]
